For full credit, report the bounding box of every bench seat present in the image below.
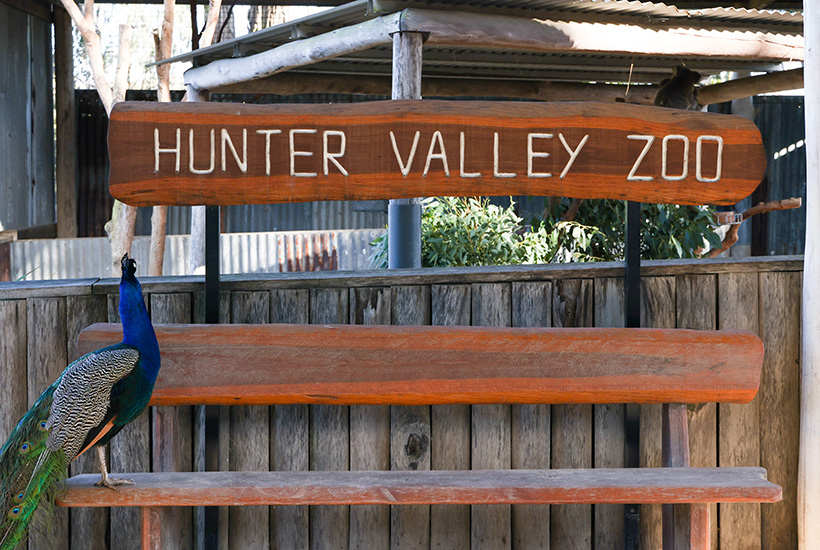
[67,322,777,550]
[60,467,781,507]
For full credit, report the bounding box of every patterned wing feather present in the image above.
[46,346,140,461]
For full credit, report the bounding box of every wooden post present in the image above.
[388,31,423,269]
[54,7,77,238]
[800,1,820,547]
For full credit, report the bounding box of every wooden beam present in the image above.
[78,323,764,406]
[0,0,51,20]
[184,12,401,92]
[211,71,658,104]
[55,6,77,238]
[698,68,804,106]
[59,468,782,507]
[107,100,766,207]
[800,2,820,548]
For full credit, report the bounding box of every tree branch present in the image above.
[706,197,802,258]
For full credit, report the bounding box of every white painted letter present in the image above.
[390,131,420,177]
[558,133,589,179]
[189,129,215,175]
[493,132,516,178]
[696,135,723,183]
[256,129,281,176]
[154,128,181,173]
[323,130,348,176]
[424,131,450,177]
[459,132,481,178]
[627,135,655,181]
[221,129,248,173]
[289,129,318,177]
[527,133,553,178]
[661,135,689,181]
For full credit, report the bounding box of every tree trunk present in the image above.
[149,0,175,277]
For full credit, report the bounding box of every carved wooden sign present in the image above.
[108,100,765,206]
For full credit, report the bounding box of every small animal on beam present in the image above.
[0,254,160,549]
[654,66,702,110]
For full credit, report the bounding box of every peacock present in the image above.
[0,253,161,549]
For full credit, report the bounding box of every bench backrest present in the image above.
[78,323,763,407]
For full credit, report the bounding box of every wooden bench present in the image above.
[59,322,781,550]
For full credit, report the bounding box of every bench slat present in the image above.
[59,468,781,507]
[78,324,764,406]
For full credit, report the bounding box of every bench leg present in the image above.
[689,503,710,550]
[141,506,162,550]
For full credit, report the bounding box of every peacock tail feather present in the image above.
[0,381,69,550]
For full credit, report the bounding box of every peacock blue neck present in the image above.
[119,277,161,382]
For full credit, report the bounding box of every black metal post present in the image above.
[205,205,220,323]
[624,200,641,550]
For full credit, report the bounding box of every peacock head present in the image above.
[121,253,137,280]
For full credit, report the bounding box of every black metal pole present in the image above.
[205,205,220,324]
[624,200,641,550]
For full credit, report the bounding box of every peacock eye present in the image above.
[8,507,21,519]
[38,422,47,431]
[12,492,24,503]
[19,443,30,454]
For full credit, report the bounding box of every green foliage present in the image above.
[369,197,601,268]
[371,196,723,269]
[541,198,722,261]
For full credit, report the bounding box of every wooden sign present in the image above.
[108,100,766,206]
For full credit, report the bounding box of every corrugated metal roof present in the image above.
[159,0,801,67]
[157,0,801,88]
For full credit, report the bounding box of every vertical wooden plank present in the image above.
[107,293,151,550]
[54,7,77,238]
[0,300,27,466]
[66,295,108,550]
[639,276,675,550]
[759,271,801,550]
[430,284,471,550]
[676,274,718,550]
[149,294,193,550]
[229,291,271,550]
[511,281,551,550]
[310,288,350,550]
[0,299,28,550]
[550,279,593,550]
[270,289,310,550]
[349,287,391,550]
[718,272,762,550]
[390,286,431,550]
[471,283,512,550]
[593,278,625,550]
[26,298,68,550]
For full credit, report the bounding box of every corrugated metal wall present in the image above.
[0,4,54,232]
[753,96,806,256]
[8,229,384,280]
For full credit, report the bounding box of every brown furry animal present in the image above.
[654,66,702,110]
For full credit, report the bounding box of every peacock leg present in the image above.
[94,445,135,489]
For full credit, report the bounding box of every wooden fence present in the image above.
[0,256,802,550]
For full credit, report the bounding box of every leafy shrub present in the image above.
[541,198,722,261]
[369,197,600,268]
[371,197,722,269]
